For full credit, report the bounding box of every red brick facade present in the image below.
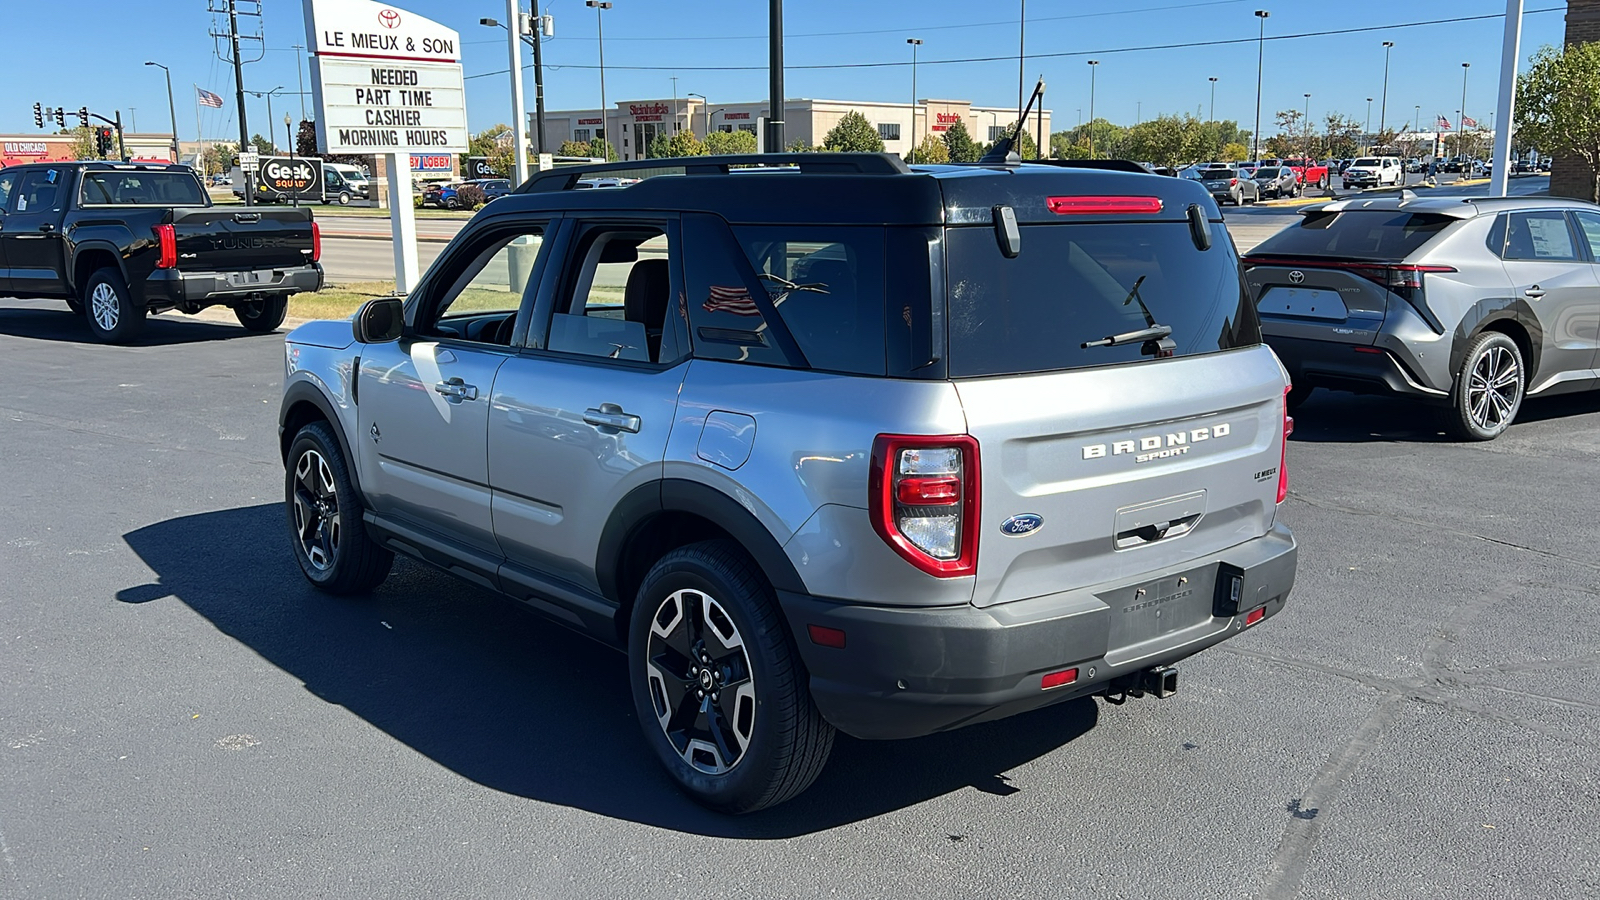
[1551,0,1600,199]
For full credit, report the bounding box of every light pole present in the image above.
[1459,62,1471,163]
[290,44,308,120]
[144,61,180,163]
[1253,9,1269,162]
[1365,97,1372,154]
[285,114,298,209]
[687,92,707,139]
[907,38,923,162]
[1087,60,1098,159]
[587,1,612,157]
[1379,41,1393,140]
[482,12,551,168]
[1415,105,1421,135]
[245,87,284,151]
[1208,76,1218,122]
[1304,93,1311,162]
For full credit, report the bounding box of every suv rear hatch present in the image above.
[169,207,316,271]
[939,203,1288,611]
[1242,207,1459,344]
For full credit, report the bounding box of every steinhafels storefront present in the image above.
[544,97,1050,162]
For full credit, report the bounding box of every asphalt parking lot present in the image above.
[2,268,1598,897]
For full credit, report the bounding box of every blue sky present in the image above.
[0,0,1568,142]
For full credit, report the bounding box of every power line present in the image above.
[465,6,1560,79]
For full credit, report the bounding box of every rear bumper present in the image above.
[780,523,1297,741]
[142,264,323,307]
[1265,333,1447,400]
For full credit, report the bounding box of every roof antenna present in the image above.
[980,77,1045,166]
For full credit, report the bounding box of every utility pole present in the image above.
[210,0,263,206]
[532,12,549,155]
[768,0,784,152]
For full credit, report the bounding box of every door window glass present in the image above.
[1571,211,1600,259]
[547,225,685,365]
[0,170,14,210]
[420,227,546,345]
[1501,211,1578,261]
[11,169,66,213]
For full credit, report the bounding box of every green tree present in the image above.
[985,120,1037,159]
[706,129,758,155]
[66,126,97,160]
[913,132,949,164]
[202,142,235,173]
[588,137,618,161]
[1221,141,1250,162]
[1121,115,1207,169]
[785,138,818,153]
[1322,113,1361,159]
[822,111,885,152]
[250,133,274,157]
[1516,42,1600,199]
[469,124,510,159]
[647,131,671,159]
[557,139,594,157]
[668,130,708,157]
[941,121,980,162]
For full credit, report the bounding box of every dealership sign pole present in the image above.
[303,0,468,293]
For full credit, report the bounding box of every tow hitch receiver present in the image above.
[1102,666,1180,704]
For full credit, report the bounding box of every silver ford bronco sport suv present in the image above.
[277,152,1298,813]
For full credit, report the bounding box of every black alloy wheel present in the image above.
[284,422,393,593]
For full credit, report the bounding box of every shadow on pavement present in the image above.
[1290,386,1600,443]
[118,503,1099,836]
[0,305,266,346]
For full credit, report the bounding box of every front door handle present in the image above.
[583,403,641,434]
[38,223,54,233]
[1524,286,1545,300]
[433,376,479,401]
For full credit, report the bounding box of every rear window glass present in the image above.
[1255,168,1281,177]
[1352,158,1380,167]
[1250,210,1454,261]
[946,222,1258,378]
[734,226,886,376]
[81,171,207,206]
[1201,169,1234,178]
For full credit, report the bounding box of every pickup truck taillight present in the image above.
[869,434,980,577]
[153,224,177,269]
[311,221,322,262]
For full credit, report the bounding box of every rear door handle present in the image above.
[583,403,641,434]
[433,376,479,402]
[1524,286,1545,299]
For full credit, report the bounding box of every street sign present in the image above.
[239,150,260,172]
[303,0,468,156]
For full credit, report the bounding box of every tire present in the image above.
[235,295,288,332]
[82,266,146,344]
[445,197,460,210]
[1446,331,1525,441]
[285,421,393,594]
[338,191,351,205]
[628,540,834,814]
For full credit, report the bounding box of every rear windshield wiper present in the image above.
[1080,274,1178,357]
[1081,324,1172,349]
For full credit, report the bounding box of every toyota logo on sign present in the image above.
[1288,270,1305,284]
[378,8,401,28]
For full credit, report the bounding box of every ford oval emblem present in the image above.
[999,513,1044,537]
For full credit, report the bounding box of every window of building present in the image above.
[737,124,756,135]
[988,125,1007,141]
[574,128,591,142]
[718,124,733,133]
[877,123,901,142]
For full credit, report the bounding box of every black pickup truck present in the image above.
[0,161,322,343]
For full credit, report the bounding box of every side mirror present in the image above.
[352,296,404,344]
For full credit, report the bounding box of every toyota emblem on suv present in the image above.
[1288,270,1305,284]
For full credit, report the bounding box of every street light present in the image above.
[907,38,923,162]
[1253,10,1269,162]
[284,113,298,209]
[1365,97,1372,153]
[245,86,285,152]
[686,92,708,138]
[587,1,612,157]
[144,61,180,163]
[1303,92,1311,162]
[1379,41,1394,140]
[1087,60,1099,159]
[1208,76,1218,122]
[1459,62,1471,163]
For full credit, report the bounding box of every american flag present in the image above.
[196,87,225,108]
[703,285,761,317]
[1462,116,1478,128]
[1436,115,1452,131]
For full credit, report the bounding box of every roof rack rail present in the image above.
[517,152,910,193]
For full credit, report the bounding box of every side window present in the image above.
[418,226,547,344]
[11,169,65,213]
[325,169,344,189]
[681,213,792,367]
[733,226,887,375]
[1502,211,1579,261]
[1572,211,1600,259]
[0,170,14,211]
[544,224,687,365]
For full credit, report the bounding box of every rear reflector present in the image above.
[1041,668,1079,690]
[1352,346,1384,354]
[1046,195,1163,216]
[807,624,847,649]
[1245,607,1266,626]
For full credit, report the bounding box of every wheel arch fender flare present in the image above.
[280,379,362,493]
[70,241,130,295]
[596,478,808,608]
[1451,297,1541,380]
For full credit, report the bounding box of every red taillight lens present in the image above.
[311,220,322,262]
[1046,195,1163,216]
[153,224,177,269]
[1230,178,1239,186]
[1278,386,1293,504]
[869,434,980,578]
[1238,257,1457,293]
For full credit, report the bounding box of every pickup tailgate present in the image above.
[170,207,314,271]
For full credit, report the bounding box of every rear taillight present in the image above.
[153,224,177,269]
[1230,178,1239,186]
[311,220,322,262]
[869,434,980,577]
[1278,386,1293,504]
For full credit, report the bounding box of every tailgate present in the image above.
[955,347,1286,609]
[170,207,314,271]
[1244,261,1388,345]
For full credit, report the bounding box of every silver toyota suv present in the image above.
[278,153,1298,813]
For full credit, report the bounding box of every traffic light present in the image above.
[95,126,114,157]
[53,107,65,129]
[33,102,43,128]
[78,107,89,128]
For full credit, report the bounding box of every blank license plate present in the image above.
[1260,286,1349,321]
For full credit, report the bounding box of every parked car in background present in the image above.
[479,178,513,202]
[1200,166,1259,205]
[1252,166,1301,199]
[1282,158,1331,190]
[1342,157,1402,188]
[1243,195,1600,440]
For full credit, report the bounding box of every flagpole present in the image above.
[194,86,204,174]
